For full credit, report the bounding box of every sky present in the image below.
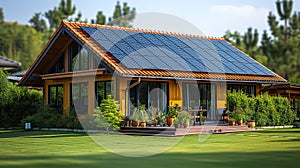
[0,0,299,37]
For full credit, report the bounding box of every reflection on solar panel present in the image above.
[81,26,276,76]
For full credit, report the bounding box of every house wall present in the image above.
[44,74,263,119]
[44,73,114,115]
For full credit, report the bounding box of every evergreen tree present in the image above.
[59,0,76,20]
[108,1,136,27]
[243,27,259,57]
[29,13,48,32]
[95,11,106,25]
[0,8,4,24]
[264,0,299,82]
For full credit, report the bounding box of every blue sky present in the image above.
[0,0,298,37]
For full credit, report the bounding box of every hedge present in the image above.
[226,90,295,126]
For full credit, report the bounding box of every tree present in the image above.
[276,0,293,43]
[45,7,63,30]
[59,0,76,20]
[94,11,106,25]
[264,0,299,82]
[94,95,123,133]
[108,1,136,27]
[29,13,47,32]
[243,27,259,57]
[0,8,4,24]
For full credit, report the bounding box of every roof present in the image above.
[20,21,287,86]
[7,70,27,82]
[0,56,21,70]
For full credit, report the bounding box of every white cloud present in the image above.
[201,5,269,37]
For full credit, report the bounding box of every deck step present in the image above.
[120,125,254,136]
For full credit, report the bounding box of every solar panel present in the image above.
[81,26,276,77]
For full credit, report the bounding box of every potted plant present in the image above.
[131,109,140,127]
[200,116,207,125]
[173,117,181,128]
[167,104,179,127]
[234,107,245,126]
[131,105,149,128]
[156,112,166,126]
[174,110,192,128]
[228,111,237,126]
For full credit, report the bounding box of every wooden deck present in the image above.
[120,123,255,136]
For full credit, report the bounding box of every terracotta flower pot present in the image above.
[228,120,235,126]
[132,120,139,127]
[247,120,255,128]
[183,122,189,128]
[237,119,243,126]
[167,117,174,127]
[140,122,146,128]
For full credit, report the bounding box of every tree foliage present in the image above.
[0,69,44,127]
[0,22,46,70]
[94,95,123,132]
[226,90,295,126]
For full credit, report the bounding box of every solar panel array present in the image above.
[81,26,275,76]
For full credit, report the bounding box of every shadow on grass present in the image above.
[0,150,299,168]
[0,129,86,138]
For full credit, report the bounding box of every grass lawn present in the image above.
[1,128,300,168]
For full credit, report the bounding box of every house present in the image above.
[0,55,21,70]
[19,21,287,119]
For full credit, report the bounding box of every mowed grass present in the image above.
[1,128,300,168]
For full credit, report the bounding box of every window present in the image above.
[48,53,65,74]
[227,84,256,95]
[48,85,64,113]
[129,81,168,116]
[95,81,114,106]
[70,83,88,114]
[69,42,90,71]
[182,83,216,119]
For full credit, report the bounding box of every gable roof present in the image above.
[20,21,287,86]
[0,56,21,70]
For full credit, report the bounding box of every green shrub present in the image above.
[0,69,44,127]
[94,95,123,132]
[21,106,82,129]
[226,90,295,126]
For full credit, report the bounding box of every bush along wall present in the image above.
[226,90,295,126]
[0,69,44,127]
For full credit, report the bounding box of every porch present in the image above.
[119,123,254,136]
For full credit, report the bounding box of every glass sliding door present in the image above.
[129,81,168,116]
[182,83,216,120]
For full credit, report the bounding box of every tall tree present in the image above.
[243,28,259,55]
[45,0,77,30]
[94,11,106,25]
[45,7,63,30]
[0,8,4,24]
[276,0,293,43]
[108,1,136,27]
[59,0,76,20]
[29,13,47,33]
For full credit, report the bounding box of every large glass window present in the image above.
[48,85,63,113]
[129,81,168,116]
[70,83,88,114]
[227,84,256,95]
[95,81,114,106]
[182,83,216,119]
[48,53,65,74]
[69,42,90,71]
